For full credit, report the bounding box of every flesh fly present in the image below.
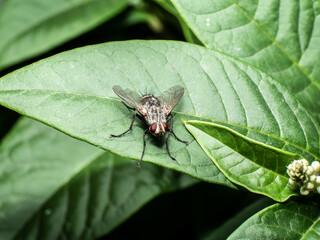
[110,85,188,167]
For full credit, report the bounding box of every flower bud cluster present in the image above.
[287,159,320,195]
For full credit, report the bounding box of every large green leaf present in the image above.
[154,0,202,44]
[171,0,320,122]
[0,40,318,186]
[185,120,300,201]
[228,200,320,239]
[0,117,196,240]
[0,0,129,71]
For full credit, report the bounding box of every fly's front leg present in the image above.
[165,113,188,162]
[166,130,176,162]
[109,113,137,138]
[171,131,188,145]
[136,128,149,168]
[167,113,188,145]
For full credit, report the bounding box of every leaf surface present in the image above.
[0,0,129,70]
[228,201,320,239]
[185,120,300,201]
[172,0,320,122]
[0,40,318,186]
[0,117,195,240]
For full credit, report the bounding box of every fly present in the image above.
[110,85,188,167]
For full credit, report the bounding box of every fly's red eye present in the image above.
[150,123,157,133]
[163,122,168,130]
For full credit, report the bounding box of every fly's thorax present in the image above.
[141,95,160,107]
[141,95,167,126]
[140,95,168,136]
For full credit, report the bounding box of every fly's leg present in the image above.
[110,101,143,137]
[166,130,177,162]
[122,102,136,111]
[109,113,137,138]
[171,131,188,145]
[168,113,188,145]
[166,113,188,162]
[136,128,149,168]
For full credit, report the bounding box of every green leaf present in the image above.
[154,0,202,44]
[0,0,6,9]
[185,120,300,201]
[171,0,320,122]
[0,117,196,240]
[0,0,129,70]
[228,201,320,239]
[0,40,318,186]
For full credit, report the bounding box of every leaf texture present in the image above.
[0,117,195,240]
[0,0,129,70]
[185,121,299,201]
[172,0,320,122]
[0,40,318,185]
[228,201,320,239]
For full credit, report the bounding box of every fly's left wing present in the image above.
[112,85,146,116]
[158,85,184,115]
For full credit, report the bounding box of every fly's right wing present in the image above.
[112,85,146,115]
[158,85,184,115]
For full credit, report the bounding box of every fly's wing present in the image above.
[158,85,184,115]
[112,85,146,115]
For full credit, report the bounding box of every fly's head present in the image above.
[149,121,168,137]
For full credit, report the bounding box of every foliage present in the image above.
[0,0,319,239]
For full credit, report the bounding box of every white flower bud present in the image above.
[302,175,309,184]
[317,186,320,194]
[311,161,320,173]
[301,159,309,167]
[309,175,316,182]
[287,159,317,192]
[316,176,320,184]
[289,178,297,186]
[300,186,310,195]
[306,182,315,190]
[306,166,314,175]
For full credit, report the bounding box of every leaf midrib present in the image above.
[187,122,292,178]
[301,215,320,240]
[0,88,317,159]
[189,123,292,201]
